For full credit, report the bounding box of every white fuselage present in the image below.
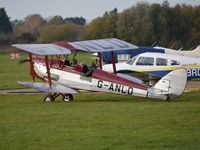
[33,62,170,100]
[103,52,200,79]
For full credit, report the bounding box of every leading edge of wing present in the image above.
[12,44,72,55]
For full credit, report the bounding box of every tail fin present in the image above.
[151,69,187,101]
[193,46,200,53]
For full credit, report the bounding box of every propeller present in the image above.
[18,58,30,64]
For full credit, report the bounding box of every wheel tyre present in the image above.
[62,94,73,102]
[166,96,171,102]
[44,95,55,102]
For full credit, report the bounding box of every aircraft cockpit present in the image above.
[126,56,137,65]
[126,55,155,66]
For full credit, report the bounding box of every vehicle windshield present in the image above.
[126,56,137,65]
[136,57,154,66]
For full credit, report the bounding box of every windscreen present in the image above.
[126,56,137,65]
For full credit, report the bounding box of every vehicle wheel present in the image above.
[166,96,171,102]
[62,94,73,102]
[44,94,55,102]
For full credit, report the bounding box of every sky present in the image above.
[1,0,200,22]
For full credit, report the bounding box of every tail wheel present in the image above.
[166,96,171,102]
[44,94,55,102]
[62,94,73,102]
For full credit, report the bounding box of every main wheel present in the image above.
[44,94,55,102]
[62,94,73,102]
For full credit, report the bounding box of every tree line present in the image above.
[82,1,200,49]
[0,9,86,47]
[0,1,200,50]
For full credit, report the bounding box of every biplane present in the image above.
[12,38,187,102]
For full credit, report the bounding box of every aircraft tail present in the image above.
[148,69,187,101]
[193,46,200,53]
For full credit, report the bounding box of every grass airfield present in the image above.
[0,54,200,150]
[1,93,200,150]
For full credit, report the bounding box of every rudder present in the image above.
[152,69,187,101]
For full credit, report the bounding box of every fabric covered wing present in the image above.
[13,38,138,54]
[18,82,78,93]
[12,44,71,55]
[67,38,138,52]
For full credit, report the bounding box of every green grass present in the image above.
[0,53,93,90]
[0,93,200,150]
[0,54,31,90]
[1,52,200,149]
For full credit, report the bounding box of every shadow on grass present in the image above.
[1,92,199,105]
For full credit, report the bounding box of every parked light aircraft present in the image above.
[97,46,165,63]
[103,52,200,85]
[12,38,187,102]
[98,45,200,63]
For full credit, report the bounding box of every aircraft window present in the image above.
[156,58,167,66]
[171,60,180,65]
[126,57,137,65]
[136,57,154,66]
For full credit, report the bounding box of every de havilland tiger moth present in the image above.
[12,38,187,102]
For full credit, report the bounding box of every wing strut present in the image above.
[44,56,52,87]
[98,52,102,69]
[111,51,116,74]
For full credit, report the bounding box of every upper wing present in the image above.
[12,44,72,55]
[12,38,138,55]
[67,38,138,52]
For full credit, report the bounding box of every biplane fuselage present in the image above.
[32,57,169,100]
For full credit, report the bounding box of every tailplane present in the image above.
[148,69,187,101]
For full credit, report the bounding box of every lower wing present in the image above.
[18,82,78,94]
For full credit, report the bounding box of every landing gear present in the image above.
[43,93,73,102]
[166,96,171,102]
[62,94,73,102]
[44,94,55,102]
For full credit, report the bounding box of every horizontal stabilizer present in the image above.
[147,87,168,95]
[18,82,78,94]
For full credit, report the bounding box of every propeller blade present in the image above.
[18,59,30,64]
